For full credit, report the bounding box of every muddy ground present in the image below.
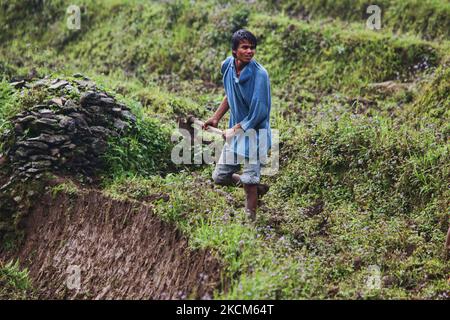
[1,183,225,299]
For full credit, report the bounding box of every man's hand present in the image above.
[203,117,219,130]
[222,125,242,140]
[222,128,236,140]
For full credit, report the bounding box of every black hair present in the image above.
[231,29,257,57]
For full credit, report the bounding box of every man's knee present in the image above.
[212,170,229,185]
[212,163,238,186]
[240,174,260,185]
[240,163,261,185]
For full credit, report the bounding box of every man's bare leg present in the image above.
[231,173,241,185]
[231,173,269,197]
[243,183,258,221]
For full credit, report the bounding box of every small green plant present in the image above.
[102,116,174,178]
[51,181,80,198]
[0,260,33,299]
[0,79,19,147]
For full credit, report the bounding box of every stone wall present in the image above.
[1,76,137,188]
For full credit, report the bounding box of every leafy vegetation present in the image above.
[263,0,450,40]
[102,116,174,177]
[0,260,33,299]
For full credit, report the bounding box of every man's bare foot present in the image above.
[245,209,256,222]
[257,183,269,198]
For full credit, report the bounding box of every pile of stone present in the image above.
[0,75,137,187]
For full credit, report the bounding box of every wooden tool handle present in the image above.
[189,117,224,136]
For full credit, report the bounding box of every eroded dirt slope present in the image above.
[9,186,224,299]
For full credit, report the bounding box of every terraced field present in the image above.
[0,0,449,299]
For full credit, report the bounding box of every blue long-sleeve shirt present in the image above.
[221,56,272,161]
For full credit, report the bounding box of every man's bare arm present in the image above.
[214,96,229,121]
[203,96,229,129]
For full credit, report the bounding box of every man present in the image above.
[203,29,272,221]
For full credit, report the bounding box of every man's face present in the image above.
[233,40,255,63]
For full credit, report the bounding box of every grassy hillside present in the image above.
[263,0,450,40]
[0,0,449,299]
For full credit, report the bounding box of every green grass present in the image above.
[102,172,321,299]
[406,57,450,135]
[1,0,448,94]
[102,153,449,299]
[262,0,450,40]
[0,79,21,152]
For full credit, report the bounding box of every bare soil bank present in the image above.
[4,185,224,299]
